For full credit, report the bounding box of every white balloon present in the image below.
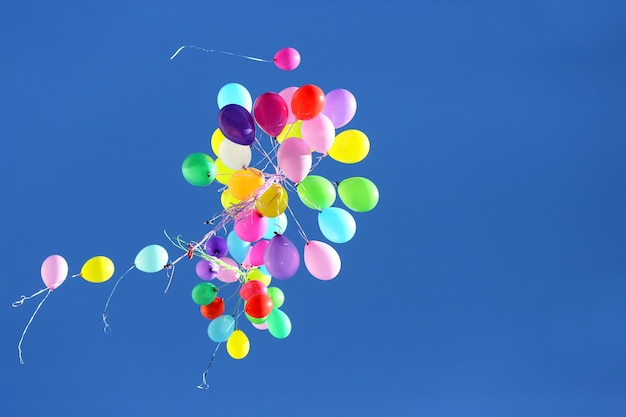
[218,139,252,170]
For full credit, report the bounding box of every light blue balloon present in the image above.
[318,207,356,243]
[262,213,288,240]
[227,230,250,263]
[134,244,169,273]
[207,315,235,342]
[217,83,252,112]
[258,264,270,276]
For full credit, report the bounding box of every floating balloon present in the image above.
[248,240,269,266]
[200,297,225,320]
[304,241,341,280]
[196,259,218,280]
[276,120,302,143]
[255,184,288,218]
[192,282,218,305]
[134,245,168,273]
[338,177,379,212]
[218,104,255,146]
[279,86,298,123]
[267,308,291,339]
[244,293,273,318]
[228,168,264,201]
[217,83,252,112]
[226,231,250,264]
[322,88,357,128]
[318,207,356,243]
[267,287,284,309]
[296,175,337,210]
[328,129,370,164]
[208,315,235,342]
[41,255,68,290]
[80,256,115,283]
[300,114,335,153]
[277,137,312,183]
[239,279,268,301]
[227,329,250,359]
[274,47,301,71]
[217,139,252,171]
[264,234,300,279]
[205,236,228,258]
[291,84,325,120]
[182,153,217,186]
[214,158,236,185]
[262,213,288,239]
[234,209,267,242]
[216,256,241,283]
[221,189,241,209]
[246,268,271,286]
[253,92,288,137]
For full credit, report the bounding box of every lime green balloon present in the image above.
[267,287,285,309]
[191,282,217,305]
[338,177,379,212]
[245,312,268,324]
[182,153,217,186]
[296,175,336,210]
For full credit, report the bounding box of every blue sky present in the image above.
[2,1,625,416]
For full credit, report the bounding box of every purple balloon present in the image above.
[205,235,228,258]
[218,104,256,145]
[322,89,357,129]
[264,234,300,279]
[196,259,218,280]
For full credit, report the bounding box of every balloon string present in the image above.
[17,289,51,364]
[197,342,222,390]
[286,203,309,243]
[12,287,47,307]
[170,45,272,63]
[163,263,175,294]
[102,264,136,333]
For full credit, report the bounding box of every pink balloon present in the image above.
[41,254,69,290]
[234,209,268,242]
[216,257,240,283]
[249,240,269,266]
[277,137,312,183]
[253,92,288,137]
[304,241,341,280]
[300,114,335,153]
[322,89,357,129]
[252,321,268,330]
[279,86,298,123]
[274,47,301,71]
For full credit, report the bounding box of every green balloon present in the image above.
[267,287,285,309]
[338,177,379,212]
[182,153,217,186]
[191,282,217,305]
[245,312,268,324]
[296,175,336,210]
[267,308,291,339]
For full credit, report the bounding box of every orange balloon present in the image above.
[291,84,325,120]
[228,168,265,201]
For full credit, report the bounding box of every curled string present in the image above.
[102,264,136,333]
[16,289,51,364]
[164,263,175,293]
[12,288,47,308]
[197,312,241,390]
[170,45,271,63]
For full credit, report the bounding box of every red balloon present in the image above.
[253,92,289,137]
[200,297,225,320]
[239,280,268,301]
[244,293,274,318]
[291,84,325,121]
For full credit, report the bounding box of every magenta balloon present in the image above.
[277,137,312,183]
[264,234,300,279]
[249,240,269,266]
[279,86,298,123]
[322,89,357,129]
[234,209,267,243]
[304,240,341,280]
[218,104,256,146]
[253,92,288,137]
[216,257,240,283]
[300,114,335,153]
[274,47,301,71]
[41,254,69,290]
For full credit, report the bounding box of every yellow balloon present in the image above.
[246,268,271,286]
[211,128,226,157]
[228,168,265,201]
[255,183,288,217]
[226,329,250,360]
[215,157,235,185]
[81,256,115,283]
[276,120,302,143]
[328,129,370,164]
[221,189,240,209]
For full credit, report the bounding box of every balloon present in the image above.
[264,234,300,279]
[217,139,252,171]
[267,308,291,339]
[239,279,268,301]
[192,282,217,305]
[205,235,228,258]
[80,256,115,283]
[181,153,217,186]
[227,329,250,359]
[218,104,255,146]
[245,312,268,325]
[228,168,264,201]
[322,89,357,128]
[304,241,341,280]
[134,244,168,273]
[216,256,241,283]
[244,293,273,318]
[262,213,288,239]
[277,138,312,183]
[338,177,379,212]
[217,83,252,112]
[221,189,241,209]
[200,297,225,320]
[276,120,302,143]
[210,128,226,156]
[291,84,325,120]
[41,254,68,290]
[252,321,268,330]
[208,315,235,343]
[226,231,250,263]
[273,47,301,71]
[234,209,267,242]
[246,268,271,286]
[255,183,288,218]
[328,129,370,164]
[214,158,236,185]
[195,259,218,280]
[267,287,284,308]
[300,114,335,153]
[318,207,356,243]
[279,86,298,123]
[296,175,336,210]
[253,92,288,137]
[248,240,269,266]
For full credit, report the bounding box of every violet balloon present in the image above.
[322,89,357,129]
[218,104,256,146]
[264,234,300,279]
[253,92,288,137]
[205,235,228,258]
[196,259,218,281]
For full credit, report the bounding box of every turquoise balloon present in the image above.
[318,207,356,243]
[262,213,288,240]
[227,230,250,263]
[267,308,291,339]
[134,244,169,273]
[258,264,270,276]
[207,315,235,342]
[217,83,252,112]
